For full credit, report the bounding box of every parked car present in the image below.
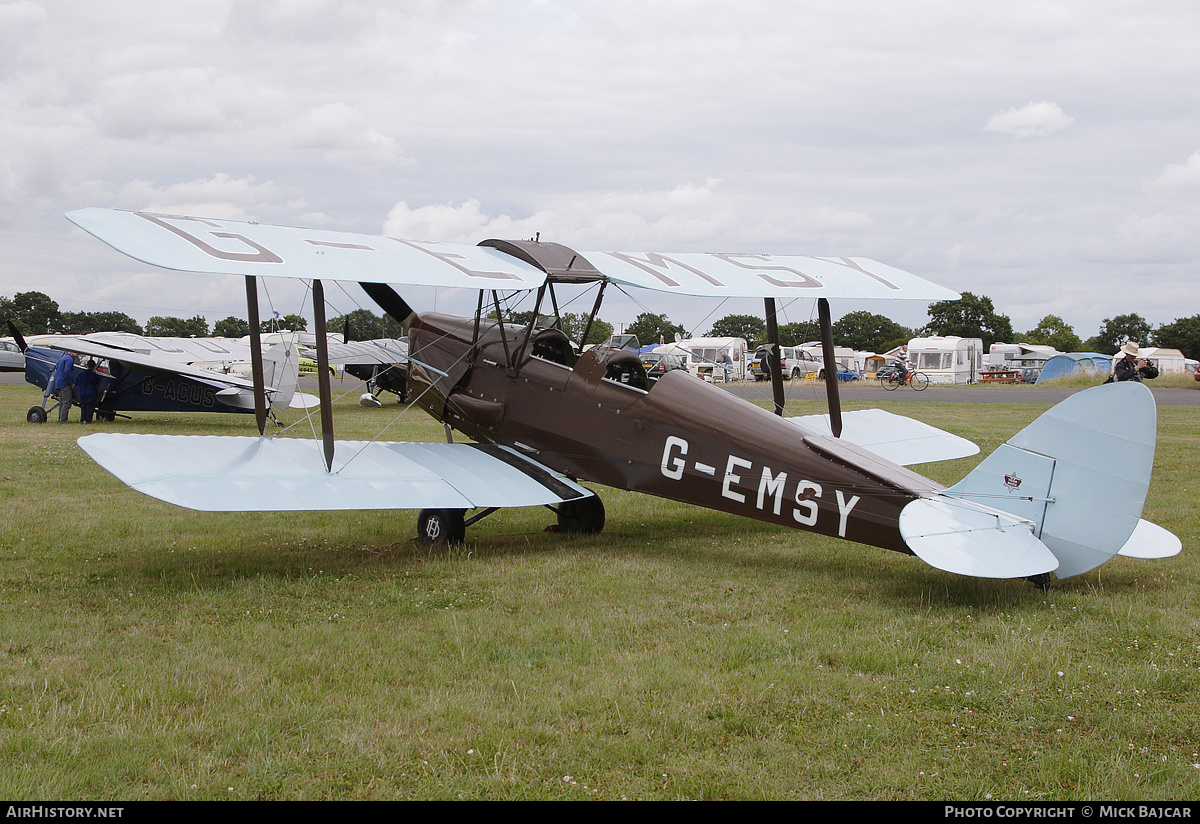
[640,352,687,383]
[0,338,23,371]
[750,346,822,381]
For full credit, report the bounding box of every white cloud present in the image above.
[1150,150,1200,188]
[293,103,411,169]
[114,173,297,220]
[983,101,1075,138]
[6,1,1200,334]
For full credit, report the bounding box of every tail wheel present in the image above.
[26,406,47,424]
[912,372,930,390]
[556,495,605,534]
[417,509,466,546]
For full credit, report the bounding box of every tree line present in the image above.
[5,289,1199,360]
[629,292,1200,361]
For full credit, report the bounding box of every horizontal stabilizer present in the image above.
[787,409,979,466]
[1118,519,1182,559]
[899,497,1058,578]
[78,434,592,512]
[289,393,321,410]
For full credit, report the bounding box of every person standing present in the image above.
[76,359,102,423]
[52,351,77,423]
[1109,342,1159,383]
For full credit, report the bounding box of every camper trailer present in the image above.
[1136,346,1188,374]
[655,336,748,382]
[907,336,984,385]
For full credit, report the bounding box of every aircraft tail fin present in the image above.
[262,337,301,412]
[937,381,1175,578]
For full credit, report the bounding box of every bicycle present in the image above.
[879,369,929,391]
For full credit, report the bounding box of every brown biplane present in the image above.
[67,209,1179,585]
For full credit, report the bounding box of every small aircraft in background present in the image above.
[9,322,311,423]
[317,333,409,408]
[64,208,1180,587]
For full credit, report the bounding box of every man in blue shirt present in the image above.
[52,351,76,423]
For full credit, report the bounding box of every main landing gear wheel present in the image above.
[417,509,466,546]
[27,406,47,423]
[556,495,606,534]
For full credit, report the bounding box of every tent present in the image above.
[1035,352,1112,384]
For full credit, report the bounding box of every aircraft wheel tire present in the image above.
[96,410,115,422]
[26,406,47,424]
[417,509,466,546]
[557,495,605,534]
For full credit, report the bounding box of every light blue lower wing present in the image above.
[78,434,591,512]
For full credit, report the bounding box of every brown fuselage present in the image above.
[407,312,942,555]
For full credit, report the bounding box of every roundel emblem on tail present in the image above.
[1004,472,1022,492]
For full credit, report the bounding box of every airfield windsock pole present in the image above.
[244,275,268,435]
[312,280,336,472]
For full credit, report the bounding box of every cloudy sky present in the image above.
[2,0,1198,339]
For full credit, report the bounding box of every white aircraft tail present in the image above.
[935,382,1178,578]
[262,338,301,412]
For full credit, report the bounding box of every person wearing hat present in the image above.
[1109,341,1158,383]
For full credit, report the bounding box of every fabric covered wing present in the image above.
[78,434,593,512]
[50,338,264,390]
[583,251,960,300]
[66,208,548,290]
[319,338,409,365]
[786,409,979,466]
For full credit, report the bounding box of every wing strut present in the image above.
[312,280,335,471]
[818,298,843,438]
[244,276,268,434]
[763,298,786,416]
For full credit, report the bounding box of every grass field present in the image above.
[2,379,1198,800]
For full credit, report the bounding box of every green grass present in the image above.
[2,380,1198,800]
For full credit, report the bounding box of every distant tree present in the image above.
[1084,313,1152,355]
[1022,315,1082,353]
[261,314,307,333]
[1152,315,1200,360]
[708,314,765,344]
[775,321,822,348]
[625,313,685,347]
[1,291,60,335]
[923,292,1013,349]
[558,312,612,346]
[333,308,405,340]
[59,310,143,335]
[213,316,250,338]
[146,315,209,337]
[832,311,912,353]
[488,310,614,347]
